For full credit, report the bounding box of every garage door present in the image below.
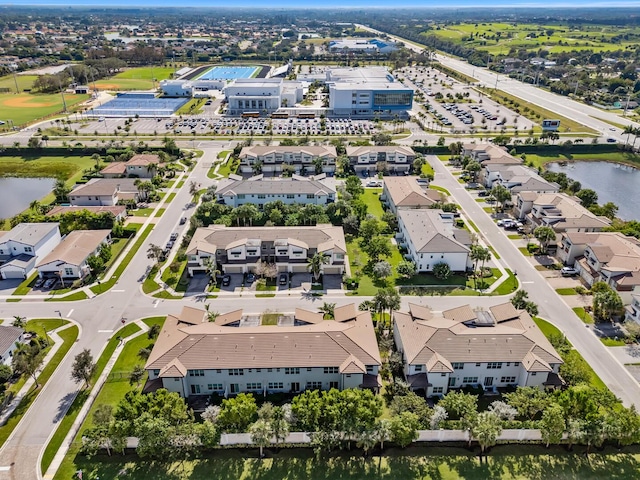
[0,268,26,279]
[323,266,343,275]
[291,264,308,273]
[224,265,244,274]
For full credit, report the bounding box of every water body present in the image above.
[0,178,55,219]
[546,161,640,221]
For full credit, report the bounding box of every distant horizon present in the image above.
[3,1,640,8]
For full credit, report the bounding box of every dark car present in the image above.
[221,275,231,286]
[279,274,288,285]
[245,273,256,284]
[180,217,187,225]
[477,190,489,197]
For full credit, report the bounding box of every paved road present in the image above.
[426,155,640,408]
[356,24,638,140]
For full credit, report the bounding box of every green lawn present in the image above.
[93,66,174,91]
[164,192,176,203]
[601,337,627,347]
[90,225,153,294]
[0,155,95,204]
[429,184,451,196]
[154,208,166,218]
[12,272,39,296]
[572,307,594,325]
[45,291,89,302]
[40,322,143,474]
[54,318,165,480]
[361,188,384,218]
[0,74,38,92]
[0,324,78,449]
[50,443,640,480]
[518,247,533,257]
[0,93,89,128]
[556,288,577,296]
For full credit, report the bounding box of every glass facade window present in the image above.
[373,92,412,106]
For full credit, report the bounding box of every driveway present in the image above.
[185,273,209,297]
[0,279,21,296]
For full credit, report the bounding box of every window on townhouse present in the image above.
[268,382,284,389]
[208,383,223,391]
[246,383,262,390]
[500,377,516,383]
[452,362,464,370]
[229,369,244,376]
[24,247,33,253]
[414,365,423,372]
[324,367,339,374]
[531,372,537,376]
[64,268,74,276]
[475,363,481,367]
[306,194,314,199]
[238,194,245,199]
[462,377,478,384]
[188,370,204,377]
[306,381,322,389]
[153,370,160,376]
[366,366,374,374]
[257,194,266,199]
[514,362,520,367]
[329,381,339,389]
[287,194,295,199]
[432,387,444,394]
[285,368,300,375]
[487,362,503,369]
[448,377,457,387]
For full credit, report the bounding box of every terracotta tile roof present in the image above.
[70,178,138,197]
[395,303,562,371]
[36,230,111,268]
[334,304,357,322]
[217,175,335,197]
[295,308,324,324]
[159,358,187,378]
[46,205,126,218]
[340,354,366,374]
[100,162,127,175]
[383,176,442,210]
[214,309,243,326]
[186,224,346,257]
[126,154,161,166]
[146,305,381,372]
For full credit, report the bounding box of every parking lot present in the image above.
[55,113,379,138]
[399,66,536,134]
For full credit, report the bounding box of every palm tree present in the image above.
[12,316,26,328]
[204,258,220,287]
[204,304,220,323]
[319,302,336,319]
[29,200,42,214]
[307,252,329,283]
[623,125,635,147]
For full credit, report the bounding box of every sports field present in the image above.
[0,93,89,128]
[428,22,639,55]
[0,74,39,93]
[197,65,259,80]
[93,66,174,91]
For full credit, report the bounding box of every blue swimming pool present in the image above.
[197,65,259,81]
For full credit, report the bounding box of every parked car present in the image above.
[34,277,45,288]
[279,273,288,285]
[43,278,57,289]
[170,232,178,241]
[165,241,174,250]
[477,190,489,197]
[179,217,187,225]
[221,275,231,286]
[245,273,256,284]
[561,267,578,277]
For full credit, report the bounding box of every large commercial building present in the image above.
[145,304,381,398]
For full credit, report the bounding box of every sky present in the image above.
[3,1,640,7]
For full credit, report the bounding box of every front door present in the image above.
[291,382,300,392]
[484,377,494,387]
[190,384,201,394]
[230,383,239,394]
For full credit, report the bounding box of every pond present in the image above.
[546,161,640,221]
[0,177,55,219]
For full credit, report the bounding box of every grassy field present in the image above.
[0,74,38,92]
[51,443,640,480]
[0,92,89,128]
[93,66,174,91]
[428,22,639,55]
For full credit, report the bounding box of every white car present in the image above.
[561,267,578,277]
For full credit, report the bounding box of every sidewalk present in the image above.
[0,325,69,427]
[42,320,150,480]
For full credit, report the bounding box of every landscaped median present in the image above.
[0,320,78,450]
[40,321,146,476]
[43,317,164,480]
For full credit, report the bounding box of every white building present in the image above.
[216,174,336,208]
[238,146,337,175]
[346,146,417,175]
[186,224,346,276]
[224,78,285,115]
[396,210,472,273]
[394,302,564,397]
[0,223,61,280]
[145,304,381,398]
[36,229,111,281]
[69,178,140,207]
[0,325,25,366]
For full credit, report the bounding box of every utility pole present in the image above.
[12,69,19,94]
